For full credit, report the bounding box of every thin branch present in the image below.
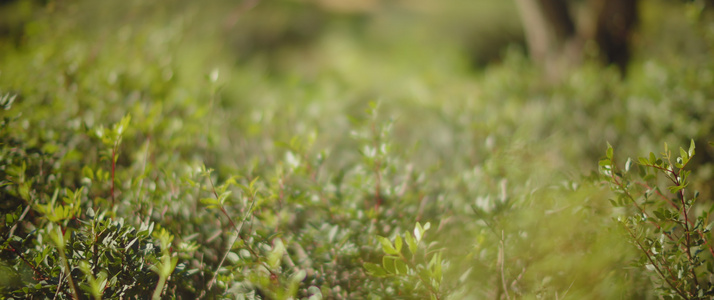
[674,174,700,291]
[6,243,48,281]
[625,224,691,299]
[609,172,677,243]
[203,174,260,294]
[8,201,32,239]
[500,230,511,300]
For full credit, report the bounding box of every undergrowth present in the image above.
[1,0,714,299]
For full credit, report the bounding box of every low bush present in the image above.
[1,0,714,299]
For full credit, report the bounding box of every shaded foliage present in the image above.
[0,0,713,299]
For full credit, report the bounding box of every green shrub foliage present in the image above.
[602,142,714,299]
[1,0,714,299]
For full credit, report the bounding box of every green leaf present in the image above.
[395,259,408,275]
[606,143,614,159]
[377,236,399,255]
[394,235,402,253]
[18,183,30,201]
[668,184,687,194]
[364,263,387,277]
[649,152,656,164]
[116,114,131,136]
[433,252,443,280]
[405,231,417,255]
[680,147,688,160]
[200,198,219,208]
[81,166,94,180]
[42,142,59,154]
[638,157,649,166]
[249,176,260,191]
[290,270,306,284]
[382,256,397,274]
[689,139,696,157]
[653,209,665,220]
[217,191,232,205]
[267,239,285,269]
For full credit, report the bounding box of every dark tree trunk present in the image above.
[594,0,638,73]
[516,0,638,80]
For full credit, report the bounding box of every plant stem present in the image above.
[675,175,700,291]
[400,253,440,300]
[625,225,691,299]
[56,229,81,300]
[500,231,511,300]
[7,243,48,280]
[203,173,260,293]
[152,272,168,300]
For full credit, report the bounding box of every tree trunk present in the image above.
[516,0,638,80]
[593,0,638,73]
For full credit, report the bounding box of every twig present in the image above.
[674,173,700,291]
[53,270,64,300]
[57,230,81,300]
[625,224,691,299]
[203,174,259,293]
[8,202,32,239]
[557,280,575,300]
[500,230,511,300]
[6,243,48,281]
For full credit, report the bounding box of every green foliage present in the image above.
[0,0,713,299]
[364,222,445,299]
[601,141,714,299]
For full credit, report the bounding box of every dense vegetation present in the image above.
[2,0,714,299]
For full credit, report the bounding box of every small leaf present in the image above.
[217,191,232,205]
[382,256,397,274]
[200,198,219,207]
[649,152,656,164]
[290,270,307,283]
[267,239,285,268]
[653,209,665,220]
[377,236,399,255]
[405,231,417,255]
[394,235,402,253]
[433,252,443,280]
[423,222,431,231]
[395,259,408,274]
[415,223,424,242]
[364,263,387,277]
[328,225,339,243]
[668,184,687,194]
[82,166,94,180]
[638,157,649,165]
[249,176,260,191]
[689,139,696,157]
[606,143,614,159]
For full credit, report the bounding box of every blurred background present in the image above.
[2,0,714,298]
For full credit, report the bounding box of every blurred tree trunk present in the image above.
[515,0,638,80]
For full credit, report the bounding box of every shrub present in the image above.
[601,141,714,299]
